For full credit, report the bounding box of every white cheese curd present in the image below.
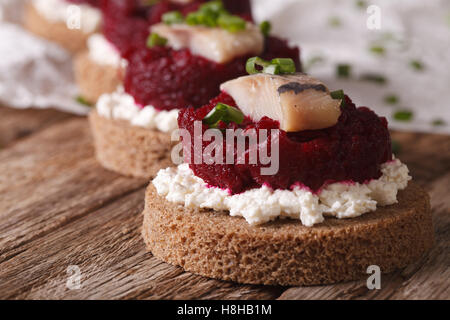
[152,159,412,227]
[87,34,128,68]
[32,0,101,34]
[151,23,264,64]
[96,87,179,133]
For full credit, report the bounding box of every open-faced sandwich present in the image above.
[142,57,434,286]
[74,0,224,104]
[24,0,102,53]
[89,1,301,178]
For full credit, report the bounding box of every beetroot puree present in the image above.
[178,93,392,194]
[124,36,301,110]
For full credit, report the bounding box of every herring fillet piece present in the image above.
[151,23,264,64]
[220,73,342,132]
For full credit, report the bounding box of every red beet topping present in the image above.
[124,37,301,110]
[178,93,392,194]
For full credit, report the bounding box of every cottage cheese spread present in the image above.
[32,0,101,34]
[87,34,128,68]
[152,159,412,227]
[96,87,179,133]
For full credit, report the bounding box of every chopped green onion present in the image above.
[203,103,244,127]
[370,45,385,55]
[360,73,387,84]
[410,60,424,71]
[162,11,184,25]
[246,57,270,74]
[356,0,367,9]
[330,89,346,107]
[217,14,246,33]
[271,58,296,74]
[203,103,228,126]
[329,16,342,27]
[186,12,200,25]
[432,119,446,126]
[262,64,280,75]
[337,64,351,78]
[184,1,246,33]
[146,32,167,48]
[384,94,399,105]
[75,95,92,107]
[393,110,413,122]
[259,20,271,36]
[330,90,345,100]
[391,140,401,154]
[199,0,225,14]
[246,57,297,75]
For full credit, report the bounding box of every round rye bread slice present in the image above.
[23,2,94,54]
[142,182,434,286]
[89,111,175,179]
[74,52,123,104]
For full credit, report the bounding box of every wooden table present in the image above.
[0,106,448,300]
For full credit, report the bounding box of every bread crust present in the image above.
[74,52,123,104]
[23,2,94,53]
[89,111,175,179]
[142,182,434,286]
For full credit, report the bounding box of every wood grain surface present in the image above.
[0,106,448,300]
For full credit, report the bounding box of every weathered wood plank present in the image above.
[0,189,284,300]
[0,118,148,259]
[0,106,73,148]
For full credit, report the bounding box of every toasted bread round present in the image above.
[74,52,123,104]
[89,111,175,179]
[23,2,95,53]
[142,182,434,286]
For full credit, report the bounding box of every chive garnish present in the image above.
[337,64,351,78]
[391,140,401,154]
[356,0,366,9]
[162,11,184,25]
[330,89,346,108]
[246,57,296,75]
[329,17,341,27]
[217,14,246,33]
[259,21,271,36]
[75,95,92,107]
[393,110,413,122]
[203,103,244,127]
[147,33,168,48]
[184,0,245,33]
[271,58,296,74]
[410,60,424,71]
[360,73,387,84]
[384,94,399,105]
[370,45,385,55]
[432,119,446,126]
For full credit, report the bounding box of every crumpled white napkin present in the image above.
[0,0,89,114]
